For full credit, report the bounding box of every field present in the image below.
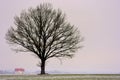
[0,74,120,80]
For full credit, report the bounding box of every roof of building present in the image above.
[15,68,24,71]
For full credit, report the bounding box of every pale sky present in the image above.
[0,0,120,73]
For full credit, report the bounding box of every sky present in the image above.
[0,0,120,74]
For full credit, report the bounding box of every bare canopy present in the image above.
[6,3,83,74]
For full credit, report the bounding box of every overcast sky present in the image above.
[0,0,120,73]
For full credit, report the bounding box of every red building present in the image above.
[15,68,24,74]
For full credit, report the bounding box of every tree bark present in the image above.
[40,60,46,74]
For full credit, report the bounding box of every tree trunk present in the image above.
[41,60,46,74]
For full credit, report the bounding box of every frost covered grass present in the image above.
[0,74,120,80]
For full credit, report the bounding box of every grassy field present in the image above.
[0,74,120,80]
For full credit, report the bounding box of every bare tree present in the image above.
[6,3,83,74]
